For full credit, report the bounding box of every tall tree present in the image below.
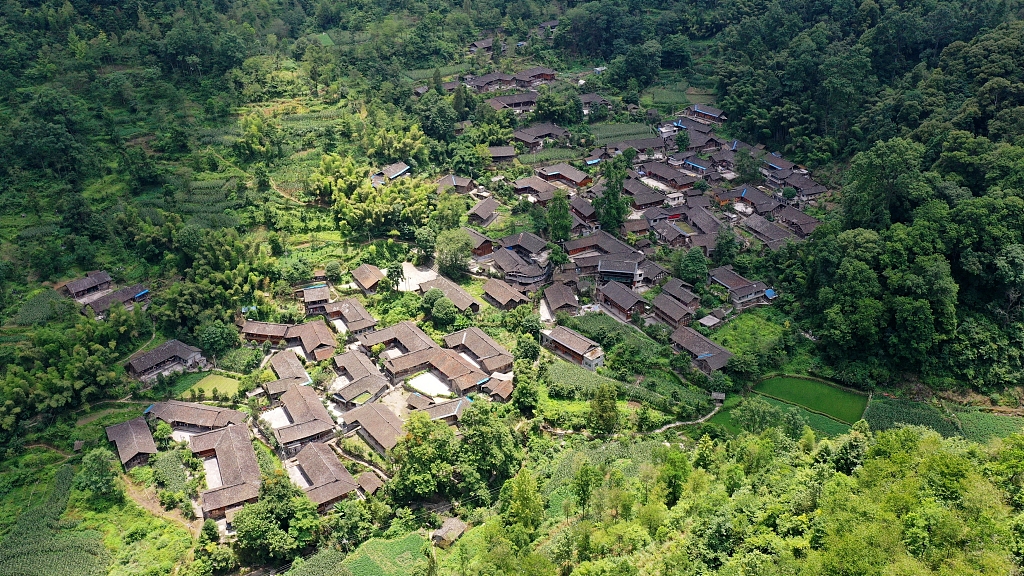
[589,382,620,434]
[593,155,632,234]
[391,412,457,502]
[435,228,473,278]
[547,191,572,242]
[842,138,931,230]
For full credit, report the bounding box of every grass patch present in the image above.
[758,396,850,437]
[178,374,240,399]
[341,532,427,576]
[286,547,351,575]
[545,357,623,400]
[863,398,960,437]
[754,376,868,424]
[315,32,335,46]
[709,312,785,357]
[150,451,188,494]
[404,63,470,81]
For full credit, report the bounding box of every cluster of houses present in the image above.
[59,270,152,319]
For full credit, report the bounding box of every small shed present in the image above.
[711,392,726,404]
[432,517,469,548]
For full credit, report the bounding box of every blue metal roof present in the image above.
[765,289,777,299]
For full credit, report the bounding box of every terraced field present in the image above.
[754,376,868,424]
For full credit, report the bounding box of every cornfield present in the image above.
[0,465,109,576]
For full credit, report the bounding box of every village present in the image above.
[70,32,838,549]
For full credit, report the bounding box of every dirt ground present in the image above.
[123,477,201,537]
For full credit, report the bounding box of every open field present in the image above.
[342,532,427,576]
[590,123,654,145]
[952,406,1024,442]
[754,376,868,424]
[707,395,742,434]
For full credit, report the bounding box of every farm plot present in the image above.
[950,406,1024,442]
[862,398,961,437]
[754,376,868,424]
[758,396,850,437]
[150,451,188,494]
[590,123,654,145]
[519,148,582,164]
[285,547,349,576]
[341,532,427,576]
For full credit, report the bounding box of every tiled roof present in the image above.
[105,417,157,465]
[147,400,245,428]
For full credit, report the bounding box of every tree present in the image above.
[661,34,692,70]
[731,396,783,434]
[415,227,436,259]
[431,192,466,231]
[436,228,473,278]
[714,227,739,265]
[734,150,764,184]
[233,471,321,564]
[514,333,541,361]
[196,320,238,358]
[676,248,709,285]
[512,359,540,416]
[417,91,457,141]
[674,130,690,152]
[593,156,631,234]
[548,191,572,242]
[153,421,173,449]
[843,138,931,230]
[500,468,545,533]
[589,382,620,434]
[422,287,445,310]
[571,461,600,517]
[391,412,457,502]
[431,297,458,327]
[325,261,343,282]
[75,448,120,499]
[458,403,521,494]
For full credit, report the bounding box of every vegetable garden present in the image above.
[341,533,427,576]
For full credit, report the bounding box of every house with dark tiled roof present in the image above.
[537,163,592,188]
[384,347,490,395]
[358,321,437,357]
[331,351,389,410]
[716,185,782,216]
[662,278,700,308]
[638,163,698,191]
[285,320,338,361]
[652,292,692,329]
[352,263,386,294]
[776,206,821,238]
[189,424,261,519]
[146,400,245,430]
[482,278,529,310]
[488,146,517,163]
[342,403,404,455]
[241,320,290,344]
[265,350,311,396]
[597,281,646,320]
[291,442,359,513]
[463,227,494,257]
[541,326,604,370]
[709,265,772,308]
[743,214,797,251]
[671,326,732,374]
[570,196,597,223]
[654,221,687,247]
[418,277,481,314]
[433,517,469,548]
[487,93,539,113]
[297,285,330,314]
[126,340,205,380]
[444,327,514,374]
[86,284,150,318]
[579,93,611,115]
[469,38,495,54]
[513,67,556,88]
[514,123,567,151]
[544,282,579,316]
[419,398,469,425]
[684,104,727,124]
[319,298,377,335]
[105,417,157,470]
[436,174,476,195]
[63,270,112,299]
[514,175,557,197]
[270,383,335,455]
[371,162,410,187]
[468,197,500,225]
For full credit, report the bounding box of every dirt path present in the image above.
[123,478,201,536]
[329,439,391,480]
[24,443,72,458]
[652,404,722,433]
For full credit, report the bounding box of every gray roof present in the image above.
[147,400,245,428]
[599,281,643,311]
[482,278,529,308]
[662,278,699,305]
[462,227,492,250]
[444,327,514,374]
[331,351,389,403]
[537,163,590,185]
[270,350,309,382]
[514,175,557,195]
[344,403,404,452]
[358,321,437,354]
[127,339,201,374]
[299,286,330,303]
[544,282,579,312]
[190,425,261,513]
[418,277,479,313]
[351,264,385,290]
[295,442,358,506]
[66,270,112,294]
[545,325,600,356]
[87,284,147,314]
[105,417,157,465]
[323,298,377,333]
[420,398,469,422]
[468,197,500,220]
[273,384,335,445]
[671,326,732,371]
[653,292,691,324]
[500,231,548,255]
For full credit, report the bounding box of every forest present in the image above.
[1,0,1024,574]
